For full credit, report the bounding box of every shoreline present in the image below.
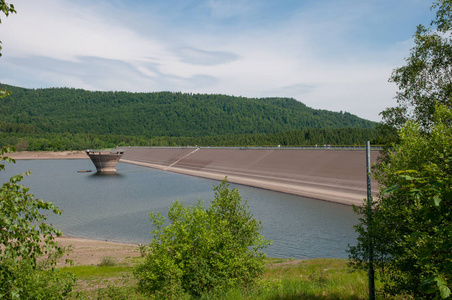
[53,236,308,267]
[7,150,89,160]
[55,236,140,266]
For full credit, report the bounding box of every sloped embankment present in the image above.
[120,147,379,206]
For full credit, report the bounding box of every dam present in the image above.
[120,147,380,206]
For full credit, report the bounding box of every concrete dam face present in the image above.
[120,147,380,206]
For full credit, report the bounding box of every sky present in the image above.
[0,0,436,121]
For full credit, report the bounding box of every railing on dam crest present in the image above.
[120,145,383,151]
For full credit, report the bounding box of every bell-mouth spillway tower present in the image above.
[86,149,124,173]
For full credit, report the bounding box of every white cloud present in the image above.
[2,0,172,63]
[0,0,430,121]
[176,47,240,66]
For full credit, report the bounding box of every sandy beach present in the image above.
[55,236,141,267]
[7,150,89,160]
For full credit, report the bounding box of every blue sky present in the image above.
[0,0,435,121]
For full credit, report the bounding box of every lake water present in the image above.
[0,159,359,259]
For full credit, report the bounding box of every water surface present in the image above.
[0,159,358,259]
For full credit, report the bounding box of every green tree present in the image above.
[134,180,271,299]
[382,0,452,131]
[350,1,452,297]
[394,159,452,299]
[0,146,75,299]
[349,106,452,299]
[0,84,375,139]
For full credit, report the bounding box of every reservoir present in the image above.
[0,159,359,259]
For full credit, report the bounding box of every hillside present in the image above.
[0,84,375,137]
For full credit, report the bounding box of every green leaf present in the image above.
[400,174,417,181]
[437,276,451,299]
[432,195,442,207]
[383,184,399,194]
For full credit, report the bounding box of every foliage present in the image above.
[0,84,375,139]
[349,105,452,299]
[0,83,379,149]
[0,1,15,24]
[0,147,63,265]
[352,1,452,297]
[0,69,12,106]
[383,0,452,132]
[0,146,75,298]
[0,128,379,151]
[0,0,16,57]
[0,88,11,99]
[394,160,452,299]
[0,259,75,299]
[134,180,271,299]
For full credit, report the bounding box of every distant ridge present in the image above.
[0,84,376,138]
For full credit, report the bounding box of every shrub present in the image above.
[99,257,117,267]
[134,179,271,298]
[349,105,452,298]
[0,146,76,298]
[0,258,75,299]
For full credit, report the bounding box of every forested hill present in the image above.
[0,85,375,137]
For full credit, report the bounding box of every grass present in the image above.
[63,258,376,299]
[61,265,131,279]
[60,263,135,298]
[258,258,369,299]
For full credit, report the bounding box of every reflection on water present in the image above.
[90,172,124,177]
[0,159,358,259]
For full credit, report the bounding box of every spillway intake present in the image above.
[86,150,124,173]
